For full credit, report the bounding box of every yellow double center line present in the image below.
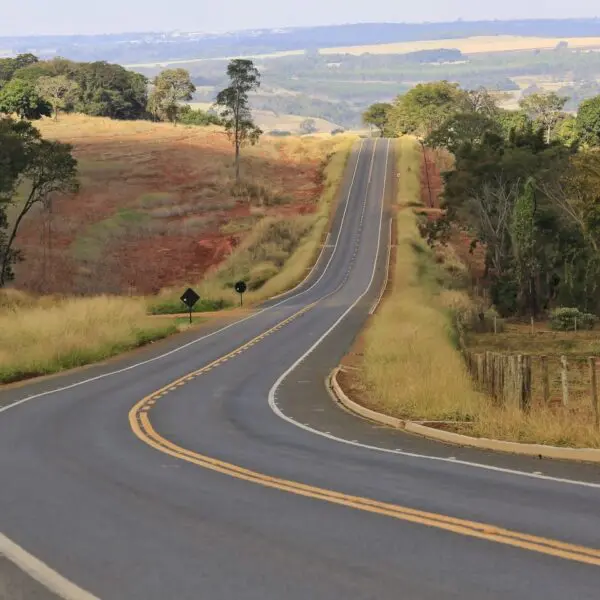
[129,301,600,568]
[129,140,600,569]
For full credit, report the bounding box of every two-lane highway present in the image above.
[1,138,600,599]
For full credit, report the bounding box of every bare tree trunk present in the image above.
[235,140,241,183]
[0,198,33,287]
[234,86,241,184]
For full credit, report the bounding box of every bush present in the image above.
[178,106,221,126]
[268,129,292,137]
[550,307,597,331]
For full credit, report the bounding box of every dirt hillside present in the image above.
[14,115,338,295]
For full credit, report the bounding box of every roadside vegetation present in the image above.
[0,292,176,384]
[358,138,481,422]
[0,56,355,384]
[352,81,600,446]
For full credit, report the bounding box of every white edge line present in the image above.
[0,141,366,415]
[268,139,600,492]
[369,217,392,315]
[0,532,100,600]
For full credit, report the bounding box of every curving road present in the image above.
[1,138,600,599]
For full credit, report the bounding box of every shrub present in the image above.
[178,106,221,126]
[550,307,596,331]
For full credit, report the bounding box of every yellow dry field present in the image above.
[320,35,600,56]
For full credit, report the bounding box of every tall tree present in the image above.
[519,92,567,144]
[576,95,600,147]
[461,87,500,117]
[73,62,148,120]
[0,118,78,286]
[37,75,80,121]
[362,102,392,137]
[150,69,196,125]
[215,59,262,183]
[510,178,539,315]
[426,112,501,153]
[0,79,51,120]
[0,53,39,87]
[299,118,318,135]
[388,81,466,139]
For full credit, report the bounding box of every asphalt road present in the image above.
[1,138,600,599]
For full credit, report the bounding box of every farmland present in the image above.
[320,35,600,56]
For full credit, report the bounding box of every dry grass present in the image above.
[0,294,176,383]
[320,35,600,57]
[360,138,482,421]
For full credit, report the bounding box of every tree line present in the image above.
[0,53,224,126]
[364,82,600,318]
[0,57,263,289]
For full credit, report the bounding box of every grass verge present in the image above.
[0,295,176,384]
[355,137,600,448]
[360,137,481,422]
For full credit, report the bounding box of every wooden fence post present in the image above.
[511,355,519,409]
[541,356,550,406]
[485,352,492,395]
[561,355,569,407]
[516,355,524,411]
[521,355,532,412]
[589,357,599,430]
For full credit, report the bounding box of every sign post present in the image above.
[180,288,200,324]
[234,280,247,307]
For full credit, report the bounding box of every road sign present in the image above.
[234,280,247,306]
[180,288,200,323]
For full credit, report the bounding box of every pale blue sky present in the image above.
[1,0,598,36]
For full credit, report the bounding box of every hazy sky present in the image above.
[1,0,599,36]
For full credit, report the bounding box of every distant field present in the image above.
[15,115,346,296]
[127,35,600,70]
[319,35,600,56]
[187,103,340,133]
[511,75,575,90]
[125,50,305,69]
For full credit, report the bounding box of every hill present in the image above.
[3,19,600,63]
[12,115,350,297]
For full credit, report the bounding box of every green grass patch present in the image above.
[147,296,230,315]
[71,209,151,261]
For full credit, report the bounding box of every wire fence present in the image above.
[463,350,600,427]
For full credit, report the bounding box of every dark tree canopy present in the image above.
[576,95,600,147]
[0,117,78,286]
[0,78,51,120]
